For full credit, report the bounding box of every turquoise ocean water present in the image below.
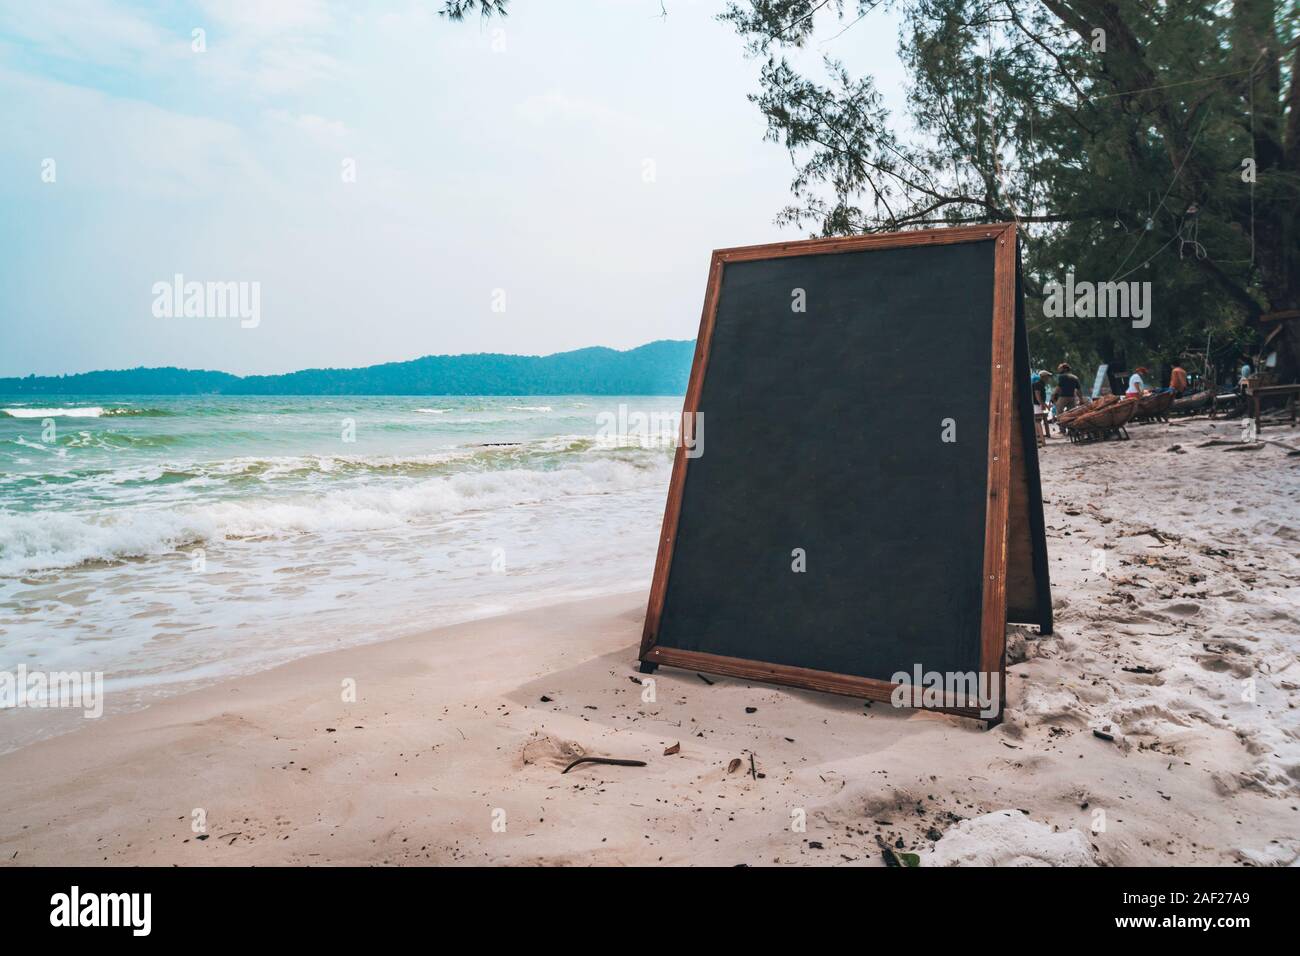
[0,395,681,749]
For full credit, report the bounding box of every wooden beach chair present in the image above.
[1131,390,1175,424]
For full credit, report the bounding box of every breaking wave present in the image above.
[0,455,668,576]
[1,406,170,419]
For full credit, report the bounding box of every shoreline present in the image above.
[1,420,1298,866]
[0,392,677,749]
[0,578,648,758]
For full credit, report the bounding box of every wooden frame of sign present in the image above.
[638,222,1051,723]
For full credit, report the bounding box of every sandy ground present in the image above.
[1,416,1298,866]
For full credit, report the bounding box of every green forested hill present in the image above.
[0,341,695,395]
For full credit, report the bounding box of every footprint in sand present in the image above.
[1194,654,1253,679]
[1112,702,1192,733]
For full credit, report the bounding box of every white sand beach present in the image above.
[1,418,1297,867]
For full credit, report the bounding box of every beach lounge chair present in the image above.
[1131,390,1175,424]
[1062,397,1138,443]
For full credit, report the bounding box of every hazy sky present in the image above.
[0,1,908,376]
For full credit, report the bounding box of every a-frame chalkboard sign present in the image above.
[639,223,1050,722]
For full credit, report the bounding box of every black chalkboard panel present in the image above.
[640,224,1048,721]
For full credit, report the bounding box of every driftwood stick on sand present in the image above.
[561,756,648,774]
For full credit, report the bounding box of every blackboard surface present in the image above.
[656,240,993,678]
[640,224,1046,716]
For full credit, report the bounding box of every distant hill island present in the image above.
[0,340,696,396]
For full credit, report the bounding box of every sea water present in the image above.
[0,395,680,750]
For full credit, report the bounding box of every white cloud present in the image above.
[516,89,656,139]
[265,108,348,144]
[243,41,341,94]
[0,66,270,199]
[0,0,184,69]
[195,0,337,38]
[0,0,345,97]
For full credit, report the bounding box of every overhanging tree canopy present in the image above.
[722,0,1299,381]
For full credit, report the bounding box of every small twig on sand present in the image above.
[1253,436,1300,454]
[697,673,715,685]
[562,756,647,774]
[1124,527,1175,544]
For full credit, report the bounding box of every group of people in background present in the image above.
[1032,360,1195,415]
[1030,355,1264,441]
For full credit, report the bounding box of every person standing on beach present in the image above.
[1238,356,1253,396]
[1031,370,1049,407]
[1127,366,1149,397]
[1052,363,1081,414]
[1169,363,1188,397]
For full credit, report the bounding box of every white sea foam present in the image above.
[2,406,104,418]
[0,457,667,576]
[508,405,552,412]
[12,436,67,457]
